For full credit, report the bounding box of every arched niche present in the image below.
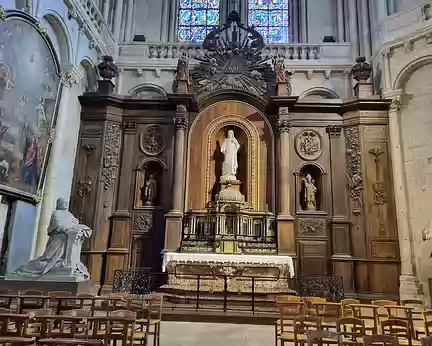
[134,158,167,209]
[299,87,340,101]
[187,100,274,212]
[295,163,327,214]
[42,12,72,63]
[80,58,97,93]
[128,84,168,100]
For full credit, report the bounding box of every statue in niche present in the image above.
[302,174,318,211]
[220,130,240,182]
[141,173,158,206]
[13,198,92,280]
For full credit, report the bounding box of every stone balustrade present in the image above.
[66,0,116,54]
[118,42,353,67]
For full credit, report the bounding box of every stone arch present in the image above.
[295,161,326,174]
[127,84,168,100]
[136,157,167,171]
[299,87,340,100]
[393,55,432,90]
[79,58,98,93]
[42,11,72,63]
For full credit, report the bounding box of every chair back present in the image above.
[341,299,360,317]
[0,314,29,338]
[307,329,342,346]
[279,302,306,334]
[422,335,432,346]
[337,317,365,341]
[90,313,136,346]
[363,334,399,346]
[381,319,410,340]
[40,315,88,339]
[303,297,326,315]
[350,304,380,334]
[423,311,432,336]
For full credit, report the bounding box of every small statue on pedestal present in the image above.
[142,173,157,206]
[272,54,292,96]
[302,174,317,211]
[172,52,191,93]
[220,130,240,182]
[13,198,92,280]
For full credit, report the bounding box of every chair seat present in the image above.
[398,339,421,346]
[342,337,363,345]
[0,336,35,344]
[280,332,307,342]
[38,338,103,345]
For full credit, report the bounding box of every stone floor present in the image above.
[160,322,273,346]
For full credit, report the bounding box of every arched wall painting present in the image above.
[0,10,61,201]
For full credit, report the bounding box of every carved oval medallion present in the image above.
[295,130,322,161]
[140,125,164,156]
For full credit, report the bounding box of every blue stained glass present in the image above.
[248,0,289,43]
[180,0,192,9]
[192,0,207,9]
[179,9,192,25]
[178,0,220,43]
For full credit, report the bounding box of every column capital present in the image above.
[174,116,188,130]
[122,121,137,133]
[60,64,84,89]
[383,89,403,112]
[176,104,188,114]
[326,125,342,137]
[276,119,291,134]
[382,47,393,59]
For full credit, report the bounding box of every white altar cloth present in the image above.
[162,252,295,278]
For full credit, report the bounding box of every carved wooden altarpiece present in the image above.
[72,11,400,300]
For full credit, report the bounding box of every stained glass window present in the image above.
[248,0,289,44]
[178,0,220,43]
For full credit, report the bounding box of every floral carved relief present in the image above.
[140,125,164,156]
[344,127,364,209]
[295,130,322,161]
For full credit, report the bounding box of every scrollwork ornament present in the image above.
[140,125,164,156]
[345,127,364,207]
[60,71,77,89]
[390,96,402,112]
[101,123,121,190]
[298,219,326,237]
[0,7,6,21]
[276,119,291,134]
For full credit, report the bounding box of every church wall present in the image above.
[133,0,165,42]
[307,0,337,43]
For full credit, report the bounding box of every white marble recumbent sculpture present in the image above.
[10,198,92,282]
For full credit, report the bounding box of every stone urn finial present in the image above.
[351,56,372,82]
[97,55,120,80]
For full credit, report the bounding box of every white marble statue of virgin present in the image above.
[220,130,240,182]
[13,198,92,280]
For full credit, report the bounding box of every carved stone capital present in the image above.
[60,71,78,89]
[276,119,291,134]
[174,116,188,131]
[389,96,402,112]
[382,48,392,59]
[176,104,188,113]
[326,125,342,138]
[122,121,137,133]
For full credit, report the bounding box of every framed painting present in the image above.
[0,9,62,202]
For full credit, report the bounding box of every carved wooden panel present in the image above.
[297,218,326,237]
[331,224,351,255]
[371,240,398,259]
[299,240,328,277]
[132,212,153,234]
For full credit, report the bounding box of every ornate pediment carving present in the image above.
[191,11,275,100]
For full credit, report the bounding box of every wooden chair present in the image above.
[422,311,432,337]
[145,294,163,346]
[402,300,424,338]
[90,310,136,346]
[307,329,342,346]
[303,297,326,316]
[337,317,365,345]
[314,302,342,331]
[385,305,415,339]
[18,290,48,313]
[36,314,101,346]
[275,301,306,346]
[341,299,360,317]
[363,334,399,346]
[0,313,34,345]
[280,315,321,346]
[26,308,54,338]
[276,295,302,304]
[382,319,420,346]
[350,304,380,334]
[0,291,15,311]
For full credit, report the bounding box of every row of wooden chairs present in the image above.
[0,291,163,346]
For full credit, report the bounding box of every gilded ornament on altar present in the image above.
[140,125,164,156]
[295,130,322,161]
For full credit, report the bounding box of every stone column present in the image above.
[35,68,80,257]
[164,106,188,252]
[387,0,395,15]
[161,0,169,42]
[124,0,135,42]
[376,0,388,21]
[347,0,359,58]
[300,0,308,43]
[113,0,125,41]
[384,91,421,300]
[359,0,371,57]
[276,112,295,256]
[102,0,110,23]
[292,0,299,42]
[168,0,179,42]
[337,0,345,42]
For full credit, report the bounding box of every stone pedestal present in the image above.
[217,180,245,203]
[399,274,424,302]
[97,80,115,94]
[0,278,95,295]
